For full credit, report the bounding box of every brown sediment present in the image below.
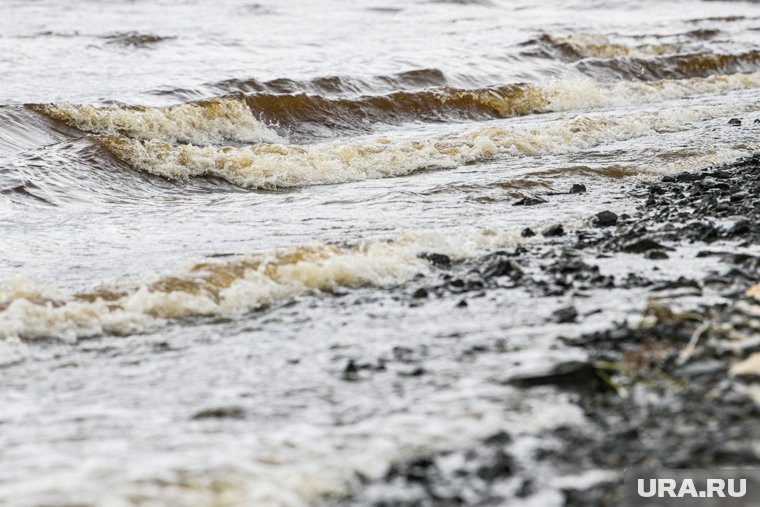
[242,84,548,132]
[156,68,449,99]
[534,165,640,179]
[522,34,681,60]
[523,32,760,81]
[577,50,760,81]
[28,98,282,144]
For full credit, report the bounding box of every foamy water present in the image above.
[2,0,760,505]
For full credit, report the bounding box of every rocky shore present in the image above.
[331,153,760,506]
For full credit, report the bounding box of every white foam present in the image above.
[32,98,283,145]
[103,102,760,189]
[0,229,520,342]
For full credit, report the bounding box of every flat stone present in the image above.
[730,353,760,379]
[543,224,565,237]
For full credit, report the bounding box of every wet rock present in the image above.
[674,360,726,378]
[456,299,468,307]
[675,172,705,182]
[482,257,523,279]
[513,196,547,206]
[398,366,426,377]
[728,118,742,126]
[192,406,245,420]
[593,210,618,228]
[622,238,670,253]
[553,305,578,323]
[732,219,752,235]
[508,360,600,390]
[729,353,760,379]
[412,287,429,299]
[342,359,359,381]
[419,252,451,267]
[569,184,587,194]
[645,250,669,260]
[521,227,536,237]
[476,450,514,481]
[483,430,512,446]
[543,224,565,237]
[386,457,436,483]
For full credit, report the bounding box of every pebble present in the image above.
[730,353,760,379]
[593,210,618,227]
[543,224,565,237]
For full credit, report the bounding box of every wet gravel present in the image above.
[331,155,760,506]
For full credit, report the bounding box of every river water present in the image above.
[1,0,759,505]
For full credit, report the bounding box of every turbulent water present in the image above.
[2,0,760,505]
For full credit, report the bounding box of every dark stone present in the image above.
[386,457,435,482]
[543,224,565,237]
[521,227,536,237]
[456,299,468,308]
[192,406,245,420]
[483,430,512,446]
[342,359,359,381]
[622,238,670,253]
[513,196,547,206]
[553,306,578,323]
[732,219,751,235]
[476,451,514,481]
[482,258,523,279]
[593,210,618,227]
[419,252,451,267]
[569,184,587,194]
[508,360,601,390]
[728,118,742,126]
[412,287,429,299]
[675,172,705,182]
[399,366,426,377]
[645,250,669,260]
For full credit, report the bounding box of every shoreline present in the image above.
[331,150,760,506]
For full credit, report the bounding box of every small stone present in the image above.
[622,238,669,253]
[569,184,587,194]
[755,119,760,124]
[192,406,245,420]
[412,287,429,299]
[399,366,425,377]
[728,118,742,126]
[457,299,468,308]
[483,258,523,279]
[476,450,514,481]
[513,196,547,206]
[342,359,359,381]
[543,224,565,237]
[732,219,751,235]
[419,252,451,267]
[593,210,618,227]
[645,250,669,260]
[521,227,536,237]
[747,283,760,300]
[483,430,512,446]
[730,353,760,379]
[553,306,578,323]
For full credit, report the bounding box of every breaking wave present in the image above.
[98,103,760,188]
[0,229,518,341]
[30,98,283,145]
[24,71,760,145]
